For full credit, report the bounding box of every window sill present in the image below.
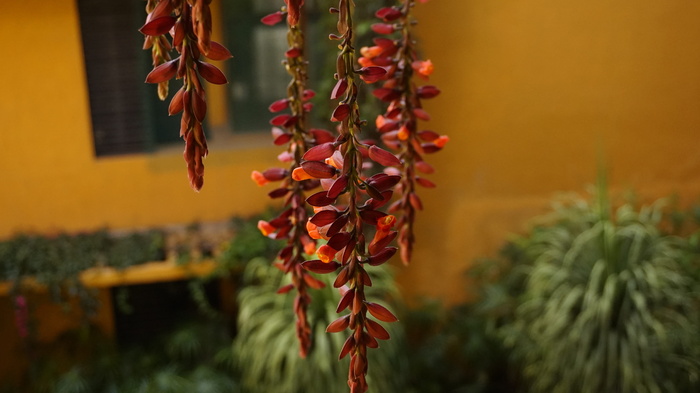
[0,259,217,296]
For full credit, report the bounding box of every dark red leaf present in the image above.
[303,274,326,289]
[145,59,178,83]
[327,175,348,198]
[303,89,315,100]
[360,210,387,225]
[415,160,435,174]
[341,239,357,264]
[273,132,292,146]
[139,16,176,36]
[372,88,400,102]
[421,143,443,154]
[303,142,336,161]
[331,103,351,122]
[168,88,184,115]
[336,289,355,313]
[375,7,403,21]
[278,245,293,262]
[268,98,290,113]
[268,188,290,199]
[306,191,336,207]
[367,247,397,266]
[270,114,293,126]
[365,319,391,340]
[192,90,207,122]
[301,260,340,274]
[285,47,302,58]
[366,190,394,209]
[366,302,398,322]
[197,61,227,84]
[203,41,233,61]
[368,173,401,191]
[385,107,402,119]
[339,335,354,359]
[358,66,388,83]
[262,167,287,181]
[371,23,395,35]
[310,129,335,144]
[418,130,440,141]
[413,108,431,121]
[285,0,304,26]
[276,284,294,294]
[331,79,348,100]
[301,161,336,179]
[326,215,349,238]
[416,177,436,188]
[326,315,350,333]
[310,210,339,226]
[409,192,424,210]
[364,332,379,349]
[368,145,401,167]
[334,266,350,288]
[327,232,352,251]
[416,85,441,99]
[369,231,397,255]
[374,37,395,48]
[261,11,285,26]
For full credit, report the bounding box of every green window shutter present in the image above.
[77,0,181,156]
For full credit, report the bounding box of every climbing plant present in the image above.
[139,1,443,392]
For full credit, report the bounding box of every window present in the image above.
[222,0,328,132]
[77,0,180,156]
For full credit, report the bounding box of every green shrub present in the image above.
[500,191,700,393]
[233,256,407,393]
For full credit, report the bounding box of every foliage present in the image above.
[0,230,165,313]
[232,256,407,393]
[491,190,700,393]
[401,299,517,393]
[8,321,238,393]
[215,212,281,272]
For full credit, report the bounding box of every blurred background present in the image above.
[1,0,698,392]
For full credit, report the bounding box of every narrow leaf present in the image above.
[368,145,401,167]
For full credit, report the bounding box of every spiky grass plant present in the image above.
[507,188,700,393]
[233,257,406,393]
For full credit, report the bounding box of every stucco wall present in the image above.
[396,0,700,303]
[0,0,279,239]
[1,0,699,305]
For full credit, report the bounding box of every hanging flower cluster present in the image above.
[141,0,232,191]
[141,1,441,392]
[286,1,399,392]
[360,0,447,264]
[250,0,338,359]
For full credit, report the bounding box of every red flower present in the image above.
[257,220,276,236]
[251,170,268,186]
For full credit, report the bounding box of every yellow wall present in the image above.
[397,0,700,303]
[1,0,699,306]
[0,0,280,239]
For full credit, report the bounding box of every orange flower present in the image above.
[412,59,434,78]
[377,215,397,231]
[302,235,317,255]
[306,220,323,240]
[292,167,313,181]
[257,220,276,236]
[317,244,337,263]
[358,56,374,68]
[360,45,383,59]
[251,170,269,186]
[434,135,449,148]
[325,150,344,170]
[397,124,410,141]
[375,115,388,129]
